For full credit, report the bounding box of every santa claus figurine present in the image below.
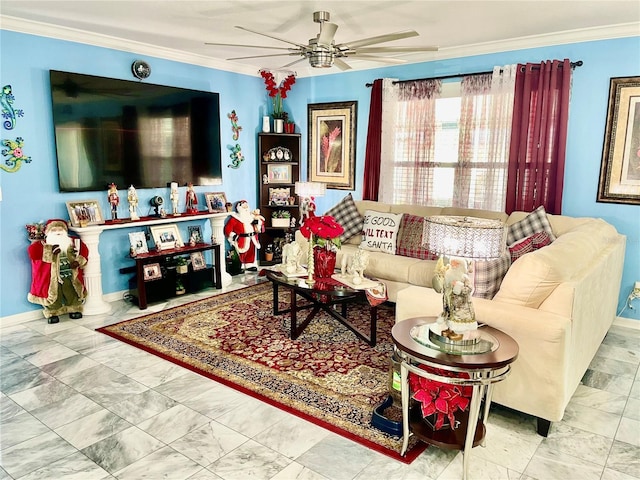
[223,200,263,271]
[27,219,88,323]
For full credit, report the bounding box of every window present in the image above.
[382,73,514,212]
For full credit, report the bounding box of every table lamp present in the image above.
[422,215,506,342]
[295,181,326,284]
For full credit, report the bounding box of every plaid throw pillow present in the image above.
[324,193,364,243]
[507,205,556,246]
[508,231,552,263]
[472,249,512,299]
[396,214,438,260]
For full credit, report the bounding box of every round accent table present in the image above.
[391,317,518,480]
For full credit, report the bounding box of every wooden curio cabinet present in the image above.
[257,133,301,264]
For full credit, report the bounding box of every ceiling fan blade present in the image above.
[205,42,292,51]
[317,22,338,46]
[339,30,419,49]
[334,58,352,71]
[227,52,302,61]
[355,45,439,53]
[347,54,407,65]
[280,57,308,69]
[235,25,308,49]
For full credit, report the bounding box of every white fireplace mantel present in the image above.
[69,212,230,315]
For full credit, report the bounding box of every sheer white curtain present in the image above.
[379,65,516,210]
[455,65,517,210]
[379,78,442,204]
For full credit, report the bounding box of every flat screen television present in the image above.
[49,70,222,192]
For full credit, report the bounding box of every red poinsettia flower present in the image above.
[300,215,344,250]
[409,366,472,430]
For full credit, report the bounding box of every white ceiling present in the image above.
[1,1,639,77]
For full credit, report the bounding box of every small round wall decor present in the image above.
[132,60,151,80]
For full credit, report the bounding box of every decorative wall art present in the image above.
[65,200,105,227]
[205,192,228,213]
[597,76,640,205]
[308,101,357,190]
[228,143,244,168]
[228,110,242,140]
[1,137,32,173]
[1,85,25,130]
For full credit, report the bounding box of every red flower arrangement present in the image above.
[300,215,344,250]
[409,366,472,430]
[259,69,296,119]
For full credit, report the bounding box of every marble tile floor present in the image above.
[1,273,639,480]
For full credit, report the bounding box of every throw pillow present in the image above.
[324,193,364,243]
[360,210,402,254]
[509,231,552,263]
[507,205,556,246]
[396,214,438,260]
[472,248,512,299]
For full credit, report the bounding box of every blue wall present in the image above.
[1,29,638,320]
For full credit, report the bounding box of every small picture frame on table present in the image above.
[269,187,291,206]
[143,262,162,281]
[267,164,292,184]
[150,224,183,250]
[190,252,206,271]
[187,226,203,244]
[205,192,228,213]
[66,200,105,227]
[128,231,148,256]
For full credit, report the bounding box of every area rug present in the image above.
[97,282,426,462]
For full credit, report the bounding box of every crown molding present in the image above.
[1,15,638,78]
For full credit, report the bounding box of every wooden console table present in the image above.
[69,212,230,315]
[132,243,221,309]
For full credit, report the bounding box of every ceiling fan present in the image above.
[206,11,438,71]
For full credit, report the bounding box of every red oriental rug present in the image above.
[97,282,425,462]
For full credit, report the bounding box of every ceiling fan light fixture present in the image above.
[309,50,334,68]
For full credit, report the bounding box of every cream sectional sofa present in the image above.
[298,199,626,435]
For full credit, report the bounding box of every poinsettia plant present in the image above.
[409,366,472,430]
[259,69,296,119]
[300,215,344,250]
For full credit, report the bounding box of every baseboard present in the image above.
[613,316,640,330]
[1,290,128,328]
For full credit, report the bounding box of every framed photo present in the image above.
[187,226,203,244]
[597,76,640,205]
[128,231,148,256]
[267,164,292,184]
[190,252,206,271]
[143,262,162,281]
[66,200,105,227]
[150,224,183,250]
[307,100,357,190]
[205,192,227,213]
[269,187,291,206]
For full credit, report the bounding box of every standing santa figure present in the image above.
[223,200,263,271]
[27,219,88,323]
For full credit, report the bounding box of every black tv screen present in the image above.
[49,70,222,192]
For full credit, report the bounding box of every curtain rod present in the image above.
[365,60,583,87]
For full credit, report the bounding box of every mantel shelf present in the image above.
[69,211,228,233]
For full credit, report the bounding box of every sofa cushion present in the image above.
[325,193,363,243]
[361,210,402,254]
[506,205,556,245]
[396,214,438,260]
[472,248,512,299]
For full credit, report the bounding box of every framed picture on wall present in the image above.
[307,100,357,190]
[597,76,640,205]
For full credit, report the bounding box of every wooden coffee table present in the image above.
[266,271,378,345]
[392,317,518,480]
